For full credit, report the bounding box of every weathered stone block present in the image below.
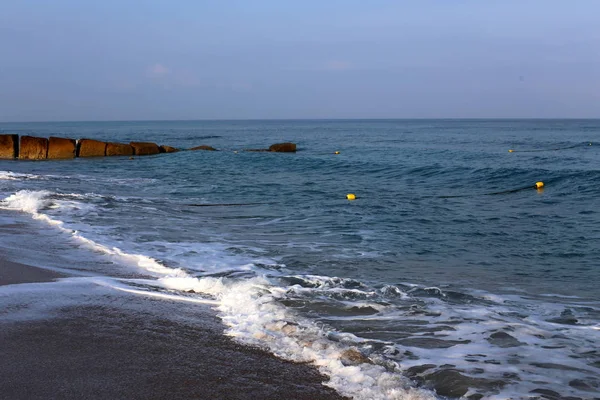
[269,142,297,152]
[130,142,160,156]
[159,145,179,153]
[77,139,107,157]
[19,136,48,160]
[190,145,217,151]
[0,134,19,159]
[48,137,76,159]
[106,142,134,156]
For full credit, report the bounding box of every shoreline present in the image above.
[0,257,347,400]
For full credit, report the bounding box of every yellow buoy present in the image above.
[334,151,340,154]
[535,181,544,189]
[346,193,356,200]
[508,149,514,153]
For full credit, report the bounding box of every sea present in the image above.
[0,119,599,399]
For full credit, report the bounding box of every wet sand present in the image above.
[0,259,347,400]
[0,257,66,286]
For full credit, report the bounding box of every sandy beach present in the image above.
[0,257,347,400]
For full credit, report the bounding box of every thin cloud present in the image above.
[146,63,170,78]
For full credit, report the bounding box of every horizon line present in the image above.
[2,117,600,124]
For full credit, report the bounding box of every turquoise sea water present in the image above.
[1,120,599,399]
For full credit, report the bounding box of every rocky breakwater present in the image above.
[190,145,217,151]
[160,145,179,153]
[19,136,49,160]
[0,134,19,159]
[130,142,161,156]
[77,139,107,157]
[48,137,76,159]
[244,142,297,153]
[0,134,297,160]
[106,143,134,157]
[269,142,296,152]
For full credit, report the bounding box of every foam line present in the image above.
[1,190,186,277]
[90,277,220,305]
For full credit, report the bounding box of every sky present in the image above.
[1,0,599,121]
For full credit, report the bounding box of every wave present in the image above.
[2,188,599,399]
[0,171,44,181]
[0,189,436,400]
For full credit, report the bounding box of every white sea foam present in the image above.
[0,171,43,181]
[156,275,437,400]
[1,190,185,276]
[378,287,600,399]
[2,190,53,213]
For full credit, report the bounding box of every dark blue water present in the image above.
[1,120,599,399]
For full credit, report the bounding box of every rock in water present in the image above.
[77,139,107,157]
[130,142,160,156]
[48,137,76,159]
[487,331,523,348]
[269,142,297,152]
[405,364,437,378]
[19,136,48,160]
[106,143,134,157]
[160,145,179,153]
[339,348,372,366]
[190,145,217,151]
[421,369,506,398]
[0,134,19,159]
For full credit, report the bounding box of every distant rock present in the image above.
[106,142,134,157]
[190,145,217,151]
[269,142,297,152]
[19,136,48,160]
[130,142,160,156]
[48,137,76,159]
[0,134,19,159]
[160,145,179,153]
[77,139,107,157]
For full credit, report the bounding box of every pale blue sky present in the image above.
[1,0,599,121]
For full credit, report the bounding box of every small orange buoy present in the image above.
[346,193,356,200]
